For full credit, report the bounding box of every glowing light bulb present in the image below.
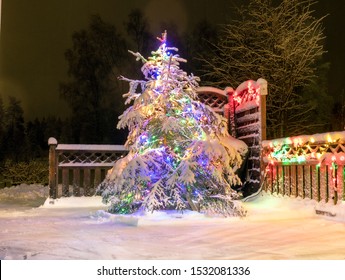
[293,139,299,147]
[297,155,305,163]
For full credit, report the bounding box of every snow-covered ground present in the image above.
[1,184,345,260]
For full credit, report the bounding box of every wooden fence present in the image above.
[262,131,345,204]
[48,137,128,199]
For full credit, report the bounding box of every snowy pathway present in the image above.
[0,188,345,260]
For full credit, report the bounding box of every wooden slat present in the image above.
[62,168,69,197]
[294,165,298,198]
[325,165,329,203]
[282,166,286,196]
[317,165,321,202]
[94,168,102,188]
[73,169,80,197]
[276,165,280,195]
[310,165,313,200]
[334,165,338,205]
[343,166,345,201]
[84,169,91,196]
[288,165,292,196]
[302,166,306,199]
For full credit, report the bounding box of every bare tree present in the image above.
[202,0,327,138]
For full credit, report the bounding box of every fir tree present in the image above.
[99,32,247,216]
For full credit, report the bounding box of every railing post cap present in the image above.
[257,78,268,96]
[48,137,58,146]
[224,87,234,96]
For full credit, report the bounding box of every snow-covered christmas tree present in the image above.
[98,31,247,216]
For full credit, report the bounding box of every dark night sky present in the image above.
[0,0,344,121]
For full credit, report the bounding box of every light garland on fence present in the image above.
[233,80,261,107]
[263,132,345,167]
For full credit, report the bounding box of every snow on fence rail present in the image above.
[48,137,128,199]
[262,131,345,204]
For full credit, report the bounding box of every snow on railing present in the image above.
[262,131,345,204]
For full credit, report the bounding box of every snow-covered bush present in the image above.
[0,159,48,187]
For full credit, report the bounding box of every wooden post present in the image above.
[225,87,236,137]
[258,78,268,192]
[258,78,268,141]
[48,137,58,199]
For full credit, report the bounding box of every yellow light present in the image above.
[293,138,301,147]
[310,137,315,143]
[135,192,142,200]
[327,134,332,143]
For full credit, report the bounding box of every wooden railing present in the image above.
[262,131,345,204]
[48,137,128,199]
